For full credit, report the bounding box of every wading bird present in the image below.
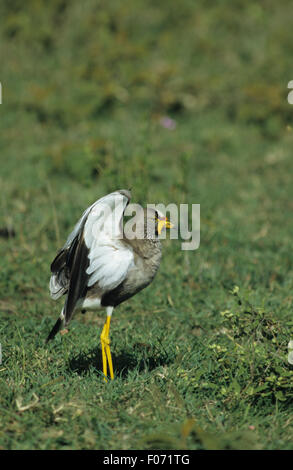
[46,190,172,380]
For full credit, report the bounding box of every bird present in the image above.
[46,189,172,380]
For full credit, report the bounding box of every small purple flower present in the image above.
[159,116,177,130]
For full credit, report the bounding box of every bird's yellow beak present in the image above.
[157,216,173,235]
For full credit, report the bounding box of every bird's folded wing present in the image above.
[49,190,133,324]
[83,190,133,290]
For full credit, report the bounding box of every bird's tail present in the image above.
[46,308,65,342]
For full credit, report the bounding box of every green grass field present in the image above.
[1,0,293,450]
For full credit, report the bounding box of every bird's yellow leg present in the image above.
[100,314,114,381]
[100,322,108,381]
[105,316,114,380]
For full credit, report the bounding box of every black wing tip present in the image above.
[50,249,67,273]
[46,317,63,343]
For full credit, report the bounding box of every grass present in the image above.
[1,0,293,450]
